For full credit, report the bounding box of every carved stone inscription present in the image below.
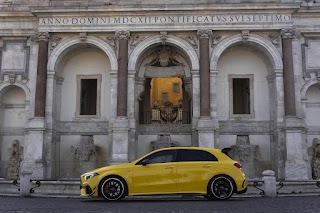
[39,14,292,26]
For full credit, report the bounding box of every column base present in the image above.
[21,118,46,179]
[197,117,218,148]
[110,117,129,165]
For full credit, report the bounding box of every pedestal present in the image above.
[21,118,46,179]
[197,117,217,148]
[284,117,309,180]
[110,117,129,165]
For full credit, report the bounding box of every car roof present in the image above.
[154,146,221,153]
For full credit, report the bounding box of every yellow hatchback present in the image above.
[80,147,247,201]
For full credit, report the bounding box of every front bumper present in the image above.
[80,177,99,197]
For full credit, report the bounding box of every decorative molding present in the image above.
[0,40,30,80]
[302,37,320,78]
[281,28,301,39]
[115,30,130,40]
[197,30,212,39]
[268,34,280,47]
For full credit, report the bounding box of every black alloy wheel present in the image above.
[100,177,125,201]
[208,176,234,200]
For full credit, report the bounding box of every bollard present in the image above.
[20,170,33,197]
[262,170,277,197]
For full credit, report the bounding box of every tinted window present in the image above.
[137,150,176,165]
[177,150,218,162]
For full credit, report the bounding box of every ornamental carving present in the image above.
[79,32,87,43]
[160,31,168,45]
[242,30,250,41]
[268,34,280,47]
[211,34,221,47]
[308,138,320,180]
[31,32,50,42]
[6,139,23,179]
[131,35,148,47]
[51,36,62,49]
[115,30,130,39]
[106,35,117,51]
[281,28,301,39]
[145,46,184,78]
[197,30,212,39]
[178,35,198,48]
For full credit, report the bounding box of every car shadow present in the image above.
[80,197,246,203]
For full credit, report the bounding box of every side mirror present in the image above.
[141,159,150,166]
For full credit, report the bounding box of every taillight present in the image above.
[234,162,242,169]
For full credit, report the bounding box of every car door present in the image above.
[176,149,219,193]
[132,150,178,195]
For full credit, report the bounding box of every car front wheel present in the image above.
[100,177,126,201]
[208,176,234,200]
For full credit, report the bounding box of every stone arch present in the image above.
[301,78,320,99]
[128,35,200,72]
[0,83,30,101]
[210,33,283,71]
[47,36,118,73]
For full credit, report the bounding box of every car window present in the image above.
[137,150,177,165]
[177,150,218,162]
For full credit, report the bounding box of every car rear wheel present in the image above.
[208,176,234,200]
[100,177,126,201]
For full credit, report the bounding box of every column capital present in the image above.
[281,28,301,39]
[115,30,130,40]
[197,30,212,39]
[32,31,50,43]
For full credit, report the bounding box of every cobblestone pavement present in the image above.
[0,195,320,213]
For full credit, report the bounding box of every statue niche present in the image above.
[6,139,23,179]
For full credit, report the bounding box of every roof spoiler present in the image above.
[222,148,232,155]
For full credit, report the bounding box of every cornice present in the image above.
[30,3,302,15]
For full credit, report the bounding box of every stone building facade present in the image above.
[0,0,320,180]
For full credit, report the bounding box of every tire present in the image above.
[207,176,234,200]
[100,177,126,201]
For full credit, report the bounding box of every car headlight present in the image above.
[83,173,99,180]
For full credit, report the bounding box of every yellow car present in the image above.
[80,147,247,201]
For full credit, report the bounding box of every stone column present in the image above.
[110,31,130,165]
[116,30,130,117]
[281,29,308,180]
[198,30,212,117]
[34,32,50,117]
[21,32,50,179]
[281,29,296,117]
[197,30,216,148]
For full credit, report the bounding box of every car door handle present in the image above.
[203,165,211,168]
[165,166,174,169]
